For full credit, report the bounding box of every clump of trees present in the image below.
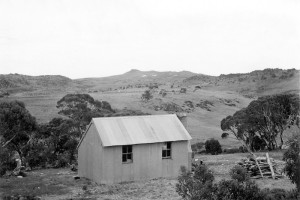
[0,94,149,175]
[0,101,37,163]
[221,94,299,151]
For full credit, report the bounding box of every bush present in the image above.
[221,132,229,139]
[205,139,222,155]
[176,164,300,200]
[141,90,153,102]
[0,147,16,176]
[238,146,247,153]
[214,179,265,200]
[191,142,205,153]
[25,142,48,168]
[262,188,299,200]
[54,153,69,168]
[283,135,300,192]
[176,165,215,200]
[230,165,249,182]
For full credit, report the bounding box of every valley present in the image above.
[0,68,299,148]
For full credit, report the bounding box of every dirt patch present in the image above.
[0,169,181,200]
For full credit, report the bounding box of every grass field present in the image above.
[0,151,295,200]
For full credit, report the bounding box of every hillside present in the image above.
[182,68,300,97]
[0,74,75,95]
[0,68,299,148]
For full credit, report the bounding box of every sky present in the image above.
[0,0,299,79]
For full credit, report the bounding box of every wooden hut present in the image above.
[77,114,192,184]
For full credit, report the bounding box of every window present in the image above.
[162,142,171,159]
[122,145,133,163]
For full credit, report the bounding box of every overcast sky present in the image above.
[0,0,299,79]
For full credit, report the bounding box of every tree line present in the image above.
[0,94,149,175]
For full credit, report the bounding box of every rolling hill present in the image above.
[0,68,299,148]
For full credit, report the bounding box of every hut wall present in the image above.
[99,140,190,184]
[78,123,103,182]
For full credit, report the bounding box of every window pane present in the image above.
[167,150,171,157]
[162,150,166,158]
[122,154,127,162]
[122,146,127,153]
[167,142,171,149]
[128,145,132,153]
[127,153,132,160]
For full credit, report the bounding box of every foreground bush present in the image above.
[283,135,300,192]
[176,165,215,200]
[230,165,249,182]
[214,179,264,200]
[176,164,299,200]
[262,188,299,200]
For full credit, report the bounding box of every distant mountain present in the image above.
[182,68,300,96]
[0,68,299,97]
[0,74,73,93]
[74,69,199,91]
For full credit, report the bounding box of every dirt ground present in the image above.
[0,151,295,200]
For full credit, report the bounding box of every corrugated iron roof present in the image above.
[92,114,192,147]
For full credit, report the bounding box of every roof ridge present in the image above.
[92,114,176,120]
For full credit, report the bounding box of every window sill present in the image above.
[122,161,133,164]
[162,157,172,160]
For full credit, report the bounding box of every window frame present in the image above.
[162,142,172,159]
[122,145,133,163]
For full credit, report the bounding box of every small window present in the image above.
[162,142,171,159]
[122,145,133,163]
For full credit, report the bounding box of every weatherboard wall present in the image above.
[99,140,190,184]
[78,123,191,184]
[78,123,103,182]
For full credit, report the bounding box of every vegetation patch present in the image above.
[195,100,214,111]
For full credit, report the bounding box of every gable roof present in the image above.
[80,114,192,147]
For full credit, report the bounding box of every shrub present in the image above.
[221,132,229,139]
[54,153,69,168]
[230,165,249,182]
[238,146,247,153]
[205,139,222,155]
[262,188,299,200]
[176,165,215,200]
[214,179,265,200]
[191,142,205,153]
[0,146,16,176]
[141,90,153,102]
[283,135,300,192]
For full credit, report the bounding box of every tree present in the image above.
[221,94,300,150]
[0,101,37,162]
[283,134,300,193]
[39,118,80,165]
[56,94,115,133]
[141,90,153,102]
[205,139,222,155]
